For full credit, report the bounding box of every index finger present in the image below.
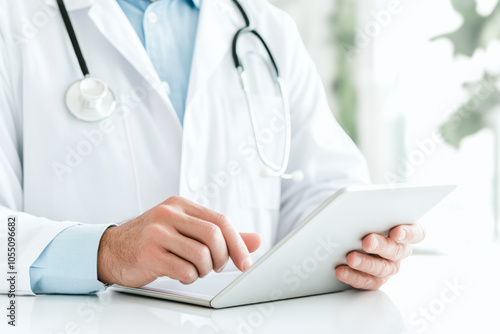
[175,197,253,272]
[389,223,425,244]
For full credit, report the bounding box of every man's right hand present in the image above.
[97,196,262,287]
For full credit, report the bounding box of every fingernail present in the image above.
[343,268,350,278]
[398,228,407,241]
[371,237,378,251]
[242,257,253,271]
[215,260,228,273]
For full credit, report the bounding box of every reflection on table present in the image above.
[20,289,405,334]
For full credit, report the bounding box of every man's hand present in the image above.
[97,196,262,287]
[335,223,425,290]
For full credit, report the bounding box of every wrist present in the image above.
[97,226,118,285]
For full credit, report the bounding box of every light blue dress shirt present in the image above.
[29,0,201,294]
[30,224,111,294]
[117,0,201,124]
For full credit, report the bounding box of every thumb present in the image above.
[239,233,262,253]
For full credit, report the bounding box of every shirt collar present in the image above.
[149,0,201,8]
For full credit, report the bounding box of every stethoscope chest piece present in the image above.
[65,76,116,122]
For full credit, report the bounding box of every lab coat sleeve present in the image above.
[0,20,103,295]
[276,17,371,241]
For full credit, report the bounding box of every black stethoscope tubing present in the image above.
[230,0,280,77]
[57,0,279,80]
[56,0,89,77]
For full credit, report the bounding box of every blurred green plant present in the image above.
[432,0,500,148]
[331,0,358,142]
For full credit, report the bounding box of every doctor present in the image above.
[0,0,424,295]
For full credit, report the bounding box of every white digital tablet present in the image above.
[111,184,456,308]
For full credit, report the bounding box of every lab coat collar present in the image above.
[88,0,182,131]
[152,0,202,8]
[186,0,244,108]
[127,0,201,9]
[45,0,95,11]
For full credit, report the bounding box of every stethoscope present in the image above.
[57,0,116,122]
[57,0,303,182]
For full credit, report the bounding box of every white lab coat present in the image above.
[0,0,370,295]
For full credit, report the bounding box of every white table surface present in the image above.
[2,253,498,334]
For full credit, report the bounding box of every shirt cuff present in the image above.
[29,223,113,294]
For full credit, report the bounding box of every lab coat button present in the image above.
[188,178,199,191]
[147,12,158,24]
[162,81,171,95]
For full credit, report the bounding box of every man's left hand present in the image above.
[335,223,425,290]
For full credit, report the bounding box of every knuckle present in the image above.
[153,204,177,220]
[392,244,402,260]
[144,222,164,236]
[359,275,371,289]
[166,196,190,208]
[206,224,223,244]
[193,245,211,264]
[388,261,399,276]
[179,267,198,284]
[378,260,391,277]
[372,278,386,290]
[215,213,231,228]
[352,273,368,289]
[169,195,183,203]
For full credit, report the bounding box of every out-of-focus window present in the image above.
[272,0,500,250]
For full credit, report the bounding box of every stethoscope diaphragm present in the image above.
[64,76,116,122]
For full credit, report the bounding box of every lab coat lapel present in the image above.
[186,0,244,108]
[87,0,182,131]
[45,0,163,95]
[44,0,94,11]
